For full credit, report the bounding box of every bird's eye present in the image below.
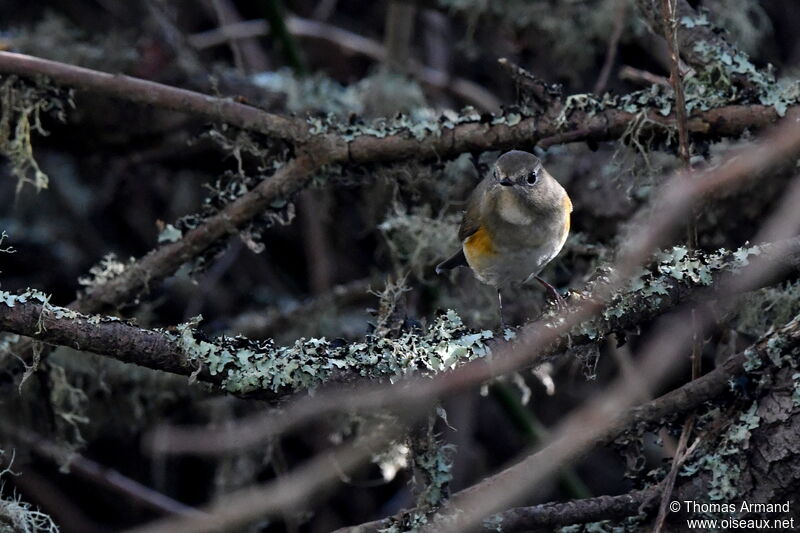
[526,168,540,185]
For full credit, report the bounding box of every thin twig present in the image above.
[593,0,627,94]
[619,65,670,87]
[653,3,699,528]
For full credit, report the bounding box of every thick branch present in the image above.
[1,240,799,401]
[0,51,308,143]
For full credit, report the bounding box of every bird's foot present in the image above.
[534,276,567,311]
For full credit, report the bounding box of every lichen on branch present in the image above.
[0,75,72,192]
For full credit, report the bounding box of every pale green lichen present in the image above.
[680,402,761,501]
[176,309,493,395]
[563,243,765,344]
[0,76,72,193]
[730,281,800,339]
[412,434,455,510]
[379,203,461,279]
[77,253,132,289]
[792,372,800,407]
[157,224,183,244]
[0,451,60,533]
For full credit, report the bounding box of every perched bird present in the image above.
[436,150,572,327]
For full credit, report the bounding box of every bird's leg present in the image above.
[497,288,507,331]
[534,275,565,309]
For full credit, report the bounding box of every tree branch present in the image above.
[339,314,800,532]
[635,0,757,79]
[0,51,308,143]
[1,240,799,402]
[2,51,798,336]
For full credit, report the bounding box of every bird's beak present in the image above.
[499,178,514,187]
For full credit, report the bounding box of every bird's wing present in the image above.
[458,177,488,241]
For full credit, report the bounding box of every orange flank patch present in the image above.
[562,195,573,243]
[464,226,496,263]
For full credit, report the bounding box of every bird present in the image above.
[436,150,572,328]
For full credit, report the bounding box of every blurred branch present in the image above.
[0,422,203,519]
[619,65,670,87]
[127,426,399,533]
[188,17,500,111]
[207,0,270,72]
[228,277,374,338]
[383,2,416,73]
[344,314,800,532]
[490,384,592,499]
[593,0,627,94]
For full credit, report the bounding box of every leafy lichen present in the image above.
[77,253,132,290]
[563,243,764,344]
[176,309,493,395]
[680,402,761,502]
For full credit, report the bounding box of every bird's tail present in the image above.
[435,249,468,275]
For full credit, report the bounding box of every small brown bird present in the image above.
[436,150,572,326]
